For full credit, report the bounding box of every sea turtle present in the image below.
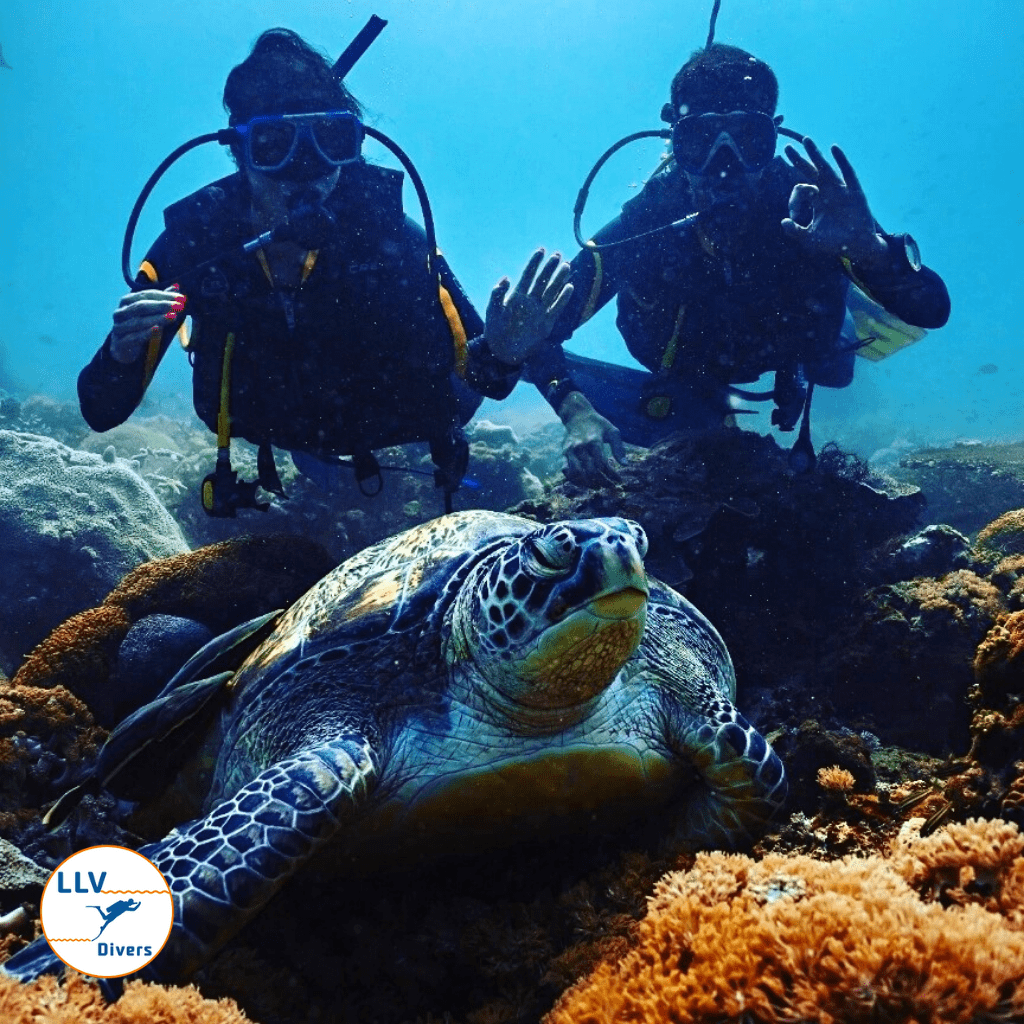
[5,510,785,990]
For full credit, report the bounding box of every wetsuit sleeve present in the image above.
[842,230,951,329]
[523,213,633,411]
[77,234,178,433]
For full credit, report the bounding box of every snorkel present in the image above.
[572,0,805,251]
[119,15,441,289]
[571,0,820,469]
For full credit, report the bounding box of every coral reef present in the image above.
[827,569,1006,754]
[78,416,556,558]
[4,411,1024,1022]
[11,534,336,729]
[546,819,1024,1024]
[0,971,250,1023]
[893,441,1024,537]
[0,430,189,676]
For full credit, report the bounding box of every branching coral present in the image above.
[545,819,1024,1024]
[0,970,251,1023]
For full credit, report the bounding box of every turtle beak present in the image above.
[591,586,648,620]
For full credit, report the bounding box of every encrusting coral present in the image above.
[545,818,1024,1024]
[0,970,251,1023]
[975,508,1024,566]
[13,534,337,695]
[974,610,1024,705]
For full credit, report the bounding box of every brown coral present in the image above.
[974,611,1024,705]
[12,535,336,697]
[546,819,1024,1024]
[102,533,337,631]
[976,508,1024,566]
[0,970,252,1023]
[907,569,1006,626]
[13,605,132,695]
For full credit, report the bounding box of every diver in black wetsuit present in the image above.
[525,44,950,484]
[79,28,571,514]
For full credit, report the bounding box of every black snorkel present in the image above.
[120,15,440,289]
[117,16,457,517]
[573,0,820,471]
[572,0,806,252]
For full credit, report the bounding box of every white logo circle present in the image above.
[40,845,173,978]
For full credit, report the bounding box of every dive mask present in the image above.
[234,111,365,176]
[672,110,777,176]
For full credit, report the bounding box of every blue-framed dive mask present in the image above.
[672,110,777,176]
[234,111,365,178]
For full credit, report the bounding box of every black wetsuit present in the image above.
[79,162,518,477]
[526,157,950,442]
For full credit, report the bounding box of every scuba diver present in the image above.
[525,36,950,483]
[78,26,572,515]
[88,898,142,941]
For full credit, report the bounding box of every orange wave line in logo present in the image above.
[100,889,170,894]
[48,938,93,943]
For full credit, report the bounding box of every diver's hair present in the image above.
[222,28,363,164]
[669,43,778,118]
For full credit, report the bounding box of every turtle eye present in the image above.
[527,530,576,575]
[626,521,649,558]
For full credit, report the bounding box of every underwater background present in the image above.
[1,0,1021,459]
[4,4,1024,1023]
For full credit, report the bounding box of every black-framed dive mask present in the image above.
[672,110,777,176]
[234,111,365,177]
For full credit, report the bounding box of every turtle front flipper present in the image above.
[138,734,375,985]
[670,701,786,850]
[634,583,786,850]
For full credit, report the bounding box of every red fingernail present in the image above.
[164,312,176,320]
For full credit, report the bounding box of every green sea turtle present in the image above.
[5,510,785,990]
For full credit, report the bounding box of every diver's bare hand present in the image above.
[110,286,186,364]
[483,249,573,366]
[781,139,886,265]
[559,391,625,486]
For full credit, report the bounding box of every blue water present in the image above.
[0,0,1021,459]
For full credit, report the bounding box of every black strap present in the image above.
[789,383,816,473]
[257,442,287,498]
[353,447,383,497]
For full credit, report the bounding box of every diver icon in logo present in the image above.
[87,898,142,941]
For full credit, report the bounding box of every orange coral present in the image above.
[103,534,336,632]
[890,818,1024,924]
[816,765,855,793]
[0,681,101,765]
[907,569,1005,624]
[976,509,1024,564]
[975,612,1024,701]
[0,970,252,1023]
[546,820,1024,1024]
[12,605,131,694]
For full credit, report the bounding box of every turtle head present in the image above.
[451,518,649,725]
